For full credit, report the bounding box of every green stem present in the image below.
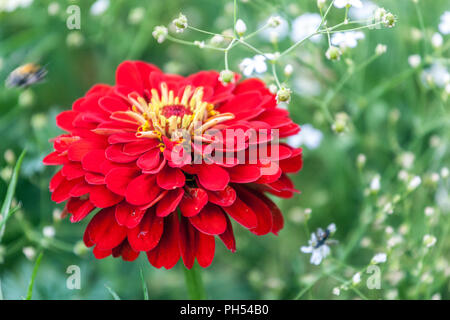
[183,264,206,300]
[26,251,44,300]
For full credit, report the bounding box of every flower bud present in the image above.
[284,64,293,77]
[317,0,326,10]
[375,44,387,55]
[219,70,235,85]
[326,46,342,61]
[210,34,224,46]
[235,19,247,36]
[383,12,396,28]
[268,16,282,28]
[276,86,292,103]
[173,13,188,33]
[152,25,168,43]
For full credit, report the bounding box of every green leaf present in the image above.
[25,251,44,300]
[0,149,26,243]
[105,284,121,300]
[140,267,149,300]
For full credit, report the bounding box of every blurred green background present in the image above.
[0,0,449,300]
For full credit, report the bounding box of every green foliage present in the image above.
[0,0,448,300]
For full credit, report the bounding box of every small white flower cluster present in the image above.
[287,124,323,150]
[152,26,168,44]
[300,223,337,265]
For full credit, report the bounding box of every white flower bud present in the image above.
[423,234,437,248]
[407,175,421,192]
[284,64,293,77]
[276,86,292,103]
[210,34,224,46]
[408,54,421,68]
[356,154,366,169]
[152,25,168,43]
[219,70,235,85]
[317,0,326,10]
[326,46,342,61]
[375,44,387,55]
[424,207,435,217]
[173,13,188,33]
[43,226,55,238]
[441,167,449,178]
[268,16,282,28]
[235,19,247,36]
[23,246,36,261]
[431,33,443,48]
[371,253,387,264]
[352,272,361,285]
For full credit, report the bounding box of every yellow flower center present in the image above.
[121,82,234,142]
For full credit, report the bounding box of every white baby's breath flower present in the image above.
[43,225,55,238]
[398,152,415,169]
[387,235,403,248]
[424,207,435,217]
[235,19,247,36]
[383,202,394,215]
[407,176,422,192]
[331,31,365,49]
[326,46,342,61]
[291,13,322,43]
[300,223,337,265]
[334,0,363,9]
[210,34,224,46]
[90,0,109,16]
[349,0,378,20]
[152,26,168,43]
[47,2,60,16]
[287,124,323,150]
[398,170,409,182]
[173,13,188,33]
[423,234,437,248]
[332,287,341,296]
[370,175,381,193]
[259,16,289,42]
[371,253,387,264]
[268,16,282,28]
[128,7,145,25]
[23,246,36,260]
[375,44,387,55]
[431,33,443,48]
[441,167,449,179]
[421,63,450,88]
[239,55,268,77]
[438,11,450,35]
[352,272,361,285]
[284,64,294,77]
[408,54,421,68]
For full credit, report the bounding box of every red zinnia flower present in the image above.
[44,61,302,269]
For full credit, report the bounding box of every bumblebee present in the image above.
[5,63,47,88]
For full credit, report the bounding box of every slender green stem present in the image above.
[25,251,43,300]
[183,264,206,300]
[0,150,26,243]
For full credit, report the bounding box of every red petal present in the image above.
[84,208,127,250]
[259,193,284,235]
[179,188,208,217]
[222,196,258,229]
[279,153,303,173]
[156,166,185,190]
[105,167,140,196]
[81,149,106,173]
[156,188,184,217]
[219,214,236,252]
[227,164,261,183]
[137,148,161,170]
[197,164,229,191]
[235,187,272,235]
[125,174,161,206]
[127,209,164,251]
[49,170,64,192]
[105,144,139,163]
[98,96,129,113]
[146,213,180,269]
[205,185,236,207]
[51,178,82,203]
[89,185,123,208]
[112,240,140,261]
[68,139,106,162]
[43,151,68,165]
[115,202,146,228]
[123,139,159,156]
[189,204,227,235]
[93,246,112,259]
[67,198,95,223]
[179,216,197,269]
[196,231,215,268]
[56,110,77,131]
